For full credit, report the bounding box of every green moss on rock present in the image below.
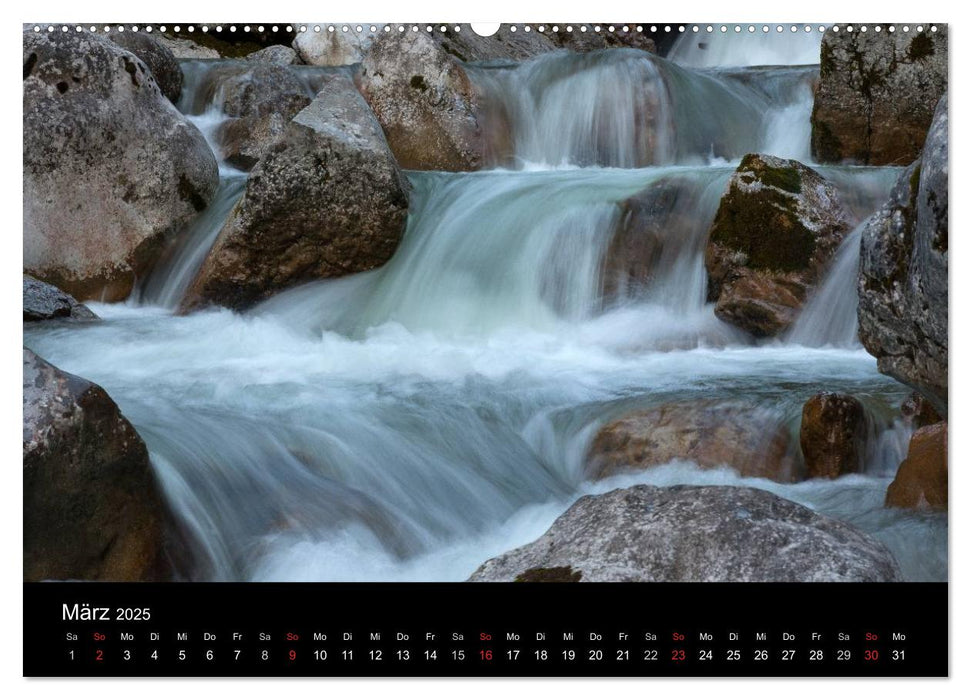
[739,153,803,194]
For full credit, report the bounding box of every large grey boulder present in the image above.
[357,30,483,171]
[811,26,947,165]
[186,72,409,310]
[705,154,852,337]
[23,349,172,581]
[23,31,219,302]
[293,27,376,66]
[246,44,300,65]
[214,64,311,169]
[858,94,948,416]
[23,274,97,322]
[109,31,183,103]
[469,485,901,582]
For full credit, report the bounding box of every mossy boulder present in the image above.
[858,94,947,416]
[705,154,852,337]
[811,26,947,165]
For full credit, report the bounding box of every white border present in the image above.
[4,0,965,697]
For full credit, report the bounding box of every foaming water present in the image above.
[668,29,824,68]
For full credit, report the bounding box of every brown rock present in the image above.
[357,30,483,171]
[901,392,942,429]
[23,31,219,301]
[800,392,866,479]
[705,154,852,337]
[811,25,947,165]
[186,73,409,310]
[588,400,797,482]
[886,422,947,510]
[23,349,172,581]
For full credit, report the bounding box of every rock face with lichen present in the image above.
[357,30,483,171]
[468,485,901,582]
[800,392,867,479]
[811,26,947,165]
[24,348,173,581]
[587,400,797,482]
[23,30,218,301]
[23,275,97,322]
[886,422,947,510]
[705,154,852,337]
[858,94,947,416]
[109,31,183,103]
[213,64,311,169]
[187,73,409,310]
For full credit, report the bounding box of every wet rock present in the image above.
[23,30,219,302]
[588,400,798,482]
[901,392,942,430]
[800,392,866,479]
[187,73,409,310]
[886,422,947,510]
[434,25,559,62]
[246,44,300,65]
[156,34,221,59]
[811,26,947,165]
[23,275,97,322]
[293,27,376,66]
[705,154,852,337]
[469,485,901,582]
[23,349,172,581]
[214,64,311,169]
[858,94,947,416]
[110,31,183,103]
[357,30,483,171]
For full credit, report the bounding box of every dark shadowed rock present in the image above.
[705,154,852,337]
[23,31,218,301]
[800,392,866,479]
[110,31,183,103]
[23,275,97,322]
[858,94,947,416]
[811,26,947,165]
[469,485,901,582]
[187,73,409,310]
[246,44,300,65]
[901,392,942,430]
[213,64,311,169]
[588,400,798,482]
[886,422,947,510]
[23,349,172,581]
[357,30,483,171]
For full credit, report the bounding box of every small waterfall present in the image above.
[668,28,824,68]
[469,50,815,169]
[137,176,246,309]
[786,225,864,348]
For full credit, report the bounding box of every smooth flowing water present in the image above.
[24,46,946,583]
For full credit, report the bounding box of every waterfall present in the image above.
[668,28,824,68]
[24,39,944,584]
[469,50,817,168]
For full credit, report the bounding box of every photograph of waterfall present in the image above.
[24,23,947,587]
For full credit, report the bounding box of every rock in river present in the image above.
[811,25,947,165]
[24,349,173,581]
[23,274,97,322]
[187,73,410,310]
[858,94,948,416]
[469,485,902,582]
[799,392,867,479]
[23,30,219,302]
[886,422,947,511]
[705,154,852,337]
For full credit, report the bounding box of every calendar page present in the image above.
[22,20,948,677]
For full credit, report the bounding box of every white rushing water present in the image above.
[668,28,825,68]
[24,44,946,583]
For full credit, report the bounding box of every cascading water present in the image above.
[24,43,946,583]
